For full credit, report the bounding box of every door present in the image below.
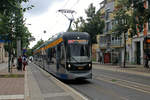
[104,53,110,63]
[136,42,141,64]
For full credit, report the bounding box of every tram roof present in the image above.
[34,32,90,51]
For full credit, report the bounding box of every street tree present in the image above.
[112,0,131,68]
[32,39,44,51]
[112,0,150,68]
[73,3,105,43]
[129,0,150,68]
[0,0,33,53]
[0,0,33,72]
[112,0,150,67]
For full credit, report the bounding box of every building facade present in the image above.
[0,43,6,63]
[98,0,124,64]
[98,0,150,65]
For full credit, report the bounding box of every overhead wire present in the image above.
[61,0,70,9]
[70,0,80,10]
[47,0,70,35]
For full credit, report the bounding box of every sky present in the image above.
[23,0,102,48]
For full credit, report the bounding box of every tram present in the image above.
[33,32,92,80]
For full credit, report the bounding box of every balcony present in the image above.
[111,40,123,47]
[100,43,107,48]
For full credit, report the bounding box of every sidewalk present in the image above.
[0,62,89,100]
[0,62,24,100]
[26,63,88,100]
[93,62,150,77]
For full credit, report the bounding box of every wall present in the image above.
[92,44,99,61]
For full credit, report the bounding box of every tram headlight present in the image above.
[89,63,91,68]
[68,64,71,68]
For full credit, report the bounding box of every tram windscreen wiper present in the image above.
[71,56,80,63]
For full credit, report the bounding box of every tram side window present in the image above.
[47,47,56,64]
[52,48,56,58]
[47,48,52,64]
[57,45,61,60]
[61,46,65,60]
[51,47,56,63]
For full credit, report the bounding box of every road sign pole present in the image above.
[8,42,11,72]
[17,37,21,58]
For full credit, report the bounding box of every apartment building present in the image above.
[131,0,150,64]
[98,0,123,64]
[98,0,150,65]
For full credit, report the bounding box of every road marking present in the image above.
[93,65,150,77]
[0,94,24,100]
[43,92,71,98]
[93,74,150,94]
[94,72,150,89]
[88,83,128,100]
[25,67,29,100]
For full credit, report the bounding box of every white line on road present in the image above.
[0,94,24,100]
[43,92,71,98]
[94,74,150,94]
[93,65,150,77]
[25,66,30,100]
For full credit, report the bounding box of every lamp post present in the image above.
[122,20,128,68]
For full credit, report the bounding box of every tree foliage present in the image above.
[73,3,105,43]
[113,0,150,37]
[112,0,131,36]
[130,0,150,35]
[32,39,44,51]
[0,0,33,53]
[112,0,150,67]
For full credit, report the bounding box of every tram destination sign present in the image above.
[68,40,88,44]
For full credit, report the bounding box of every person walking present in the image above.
[17,56,22,71]
[22,56,27,71]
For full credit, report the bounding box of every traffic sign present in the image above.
[0,34,11,42]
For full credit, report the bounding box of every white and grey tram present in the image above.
[33,32,92,80]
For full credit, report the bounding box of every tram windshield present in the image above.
[67,40,91,62]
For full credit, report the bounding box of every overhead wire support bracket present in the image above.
[58,9,76,32]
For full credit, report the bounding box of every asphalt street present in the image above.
[67,64,150,100]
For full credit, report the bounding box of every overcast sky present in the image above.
[23,0,102,48]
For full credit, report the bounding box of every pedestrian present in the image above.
[17,56,22,71]
[144,55,149,68]
[22,56,27,71]
[99,52,103,64]
[99,56,102,64]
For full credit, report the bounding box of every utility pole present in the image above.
[123,32,127,68]
[58,9,76,32]
[17,37,21,58]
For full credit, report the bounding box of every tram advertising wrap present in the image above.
[33,32,92,80]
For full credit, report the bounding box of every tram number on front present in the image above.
[78,66,84,69]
